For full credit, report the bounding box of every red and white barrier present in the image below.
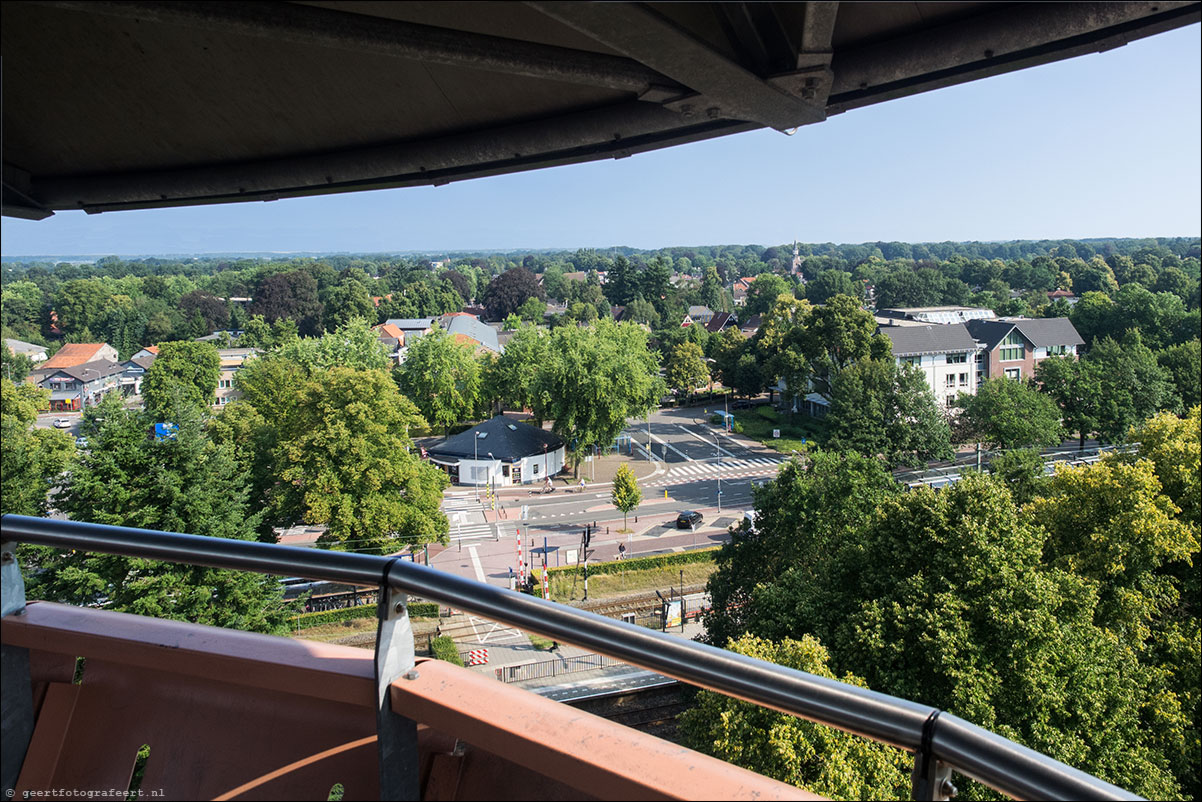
[464,648,489,666]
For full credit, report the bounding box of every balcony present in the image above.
[1,516,1140,801]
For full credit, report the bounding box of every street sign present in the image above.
[772,429,781,438]
[520,505,529,520]
[566,549,578,564]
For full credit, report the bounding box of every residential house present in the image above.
[966,318,1084,383]
[879,323,980,409]
[705,311,737,334]
[732,278,753,306]
[687,305,715,326]
[121,351,156,396]
[384,317,439,346]
[40,342,119,370]
[1046,289,1079,306]
[214,348,258,407]
[739,314,762,338]
[441,313,502,355]
[373,323,405,363]
[4,338,49,364]
[609,305,626,322]
[29,359,125,411]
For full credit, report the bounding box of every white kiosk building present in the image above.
[427,415,565,487]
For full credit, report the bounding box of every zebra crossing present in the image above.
[443,497,495,543]
[663,457,783,477]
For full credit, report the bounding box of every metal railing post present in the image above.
[911,712,956,800]
[374,576,419,801]
[1,541,35,798]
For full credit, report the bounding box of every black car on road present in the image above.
[676,510,703,529]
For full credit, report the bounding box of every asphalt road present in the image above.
[432,407,791,588]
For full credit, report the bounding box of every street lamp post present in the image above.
[715,434,722,513]
[473,431,484,502]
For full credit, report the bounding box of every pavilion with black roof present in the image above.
[427,415,565,487]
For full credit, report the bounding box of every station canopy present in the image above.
[3,1,1198,220]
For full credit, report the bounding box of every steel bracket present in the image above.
[374,575,419,801]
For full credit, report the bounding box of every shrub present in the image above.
[430,635,464,666]
[292,600,439,629]
[547,547,718,578]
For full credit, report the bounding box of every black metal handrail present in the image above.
[0,514,1140,801]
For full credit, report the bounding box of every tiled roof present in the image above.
[428,415,564,461]
[740,314,762,330]
[688,305,713,317]
[443,315,501,353]
[33,358,125,382]
[706,312,737,332]
[41,343,109,369]
[880,323,978,357]
[965,317,1083,350]
[375,323,404,340]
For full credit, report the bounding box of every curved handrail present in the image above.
[0,514,1140,801]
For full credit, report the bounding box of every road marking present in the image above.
[678,425,739,457]
[468,545,486,583]
[647,431,694,462]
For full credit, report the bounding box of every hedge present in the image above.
[544,547,719,579]
[430,636,464,666]
[292,600,439,628]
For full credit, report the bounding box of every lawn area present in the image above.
[544,560,716,603]
[731,405,824,453]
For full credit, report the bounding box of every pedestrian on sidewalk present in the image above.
[617,542,626,560]
[578,477,586,493]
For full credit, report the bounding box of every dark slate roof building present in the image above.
[880,323,979,357]
[965,318,1084,350]
[428,415,564,461]
[706,311,737,333]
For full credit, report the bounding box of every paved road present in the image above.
[432,407,794,589]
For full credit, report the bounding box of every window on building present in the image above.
[532,463,540,476]
[946,395,956,406]
[999,332,1025,361]
[947,353,968,364]
[900,355,921,366]
[959,373,969,385]
[1004,368,1022,381]
[946,375,956,387]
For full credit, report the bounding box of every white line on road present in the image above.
[468,545,487,583]
[647,431,695,462]
[678,425,739,457]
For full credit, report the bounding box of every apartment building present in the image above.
[880,323,980,408]
[965,318,1084,382]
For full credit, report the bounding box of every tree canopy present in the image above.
[957,377,1063,449]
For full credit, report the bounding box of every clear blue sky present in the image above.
[3,24,1199,257]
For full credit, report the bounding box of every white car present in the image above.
[52,418,72,429]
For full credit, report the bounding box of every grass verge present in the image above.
[732,405,823,452]
[544,560,716,603]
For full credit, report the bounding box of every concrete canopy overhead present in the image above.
[3,1,1198,220]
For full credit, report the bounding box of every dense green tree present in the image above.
[21,393,292,634]
[274,317,391,373]
[1158,340,1201,414]
[178,290,231,333]
[481,325,548,415]
[664,341,709,399]
[739,473,1183,800]
[517,296,546,323]
[804,270,857,305]
[986,447,1048,505]
[1,380,72,516]
[743,273,791,317]
[250,270,324,335]
[482,267,543,321]
[1069,291,1117,346]
[2,345,35,383]
[273,367,448,553]
[394,328,482,433]
[680,634,911,799]
[699,266,723,309]
[141,340,221,418]
[957,377,1063,449]
[604,255,639,307]
[532,320,663,473]
[801,295,891,399]
[438,269,473,303]
[1085,333,1173,443]
[623,296,660,327]
[54,278,110,336]
[321,277,375,331]
[639,257,672,313]
[1034,355,1102,448]
[826,360,953,468]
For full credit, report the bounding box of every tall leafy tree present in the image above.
[1035,355,1102,449]
[482,267,543,321]
[394,328,482,434]
[1,380,72,516]
[680,635,911,799]
[2,345,35,384]
[21,393,292,634]
[1158,339,1201,414]
[481,325,548,416]
[274,367,448,553]
[664,341,709,399]
[735,472,1184,800]
[321,277,375,332]
[532,320,663,474]
[1085,332,1173,443]
[604,255,639,307]
[250,270,324,335]
[826,360,953,468]
[804,270,857,304]
[178,290,231,333]
[141,340,221,418]
[743,273,791,317]
[957,377,1063,449]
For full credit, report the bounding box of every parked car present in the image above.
[75,436,88,449]
[676,510,703,529]
[52,418,71,429]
